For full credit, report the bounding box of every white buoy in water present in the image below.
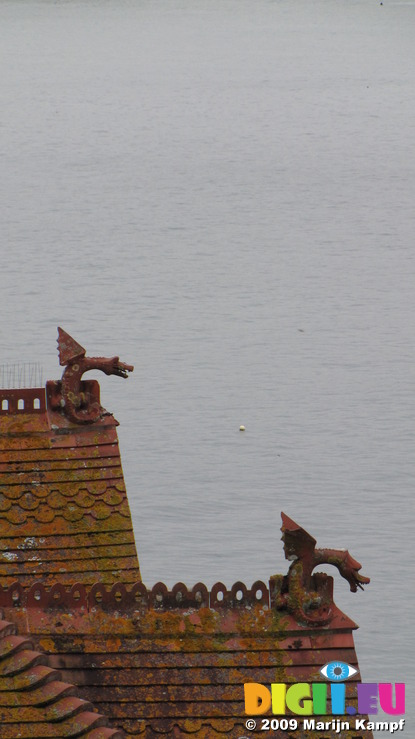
[239,425,245,431]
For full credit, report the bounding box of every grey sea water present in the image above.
[1,0,414,732]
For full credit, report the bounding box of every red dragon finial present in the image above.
[54,328,134,424]
[272,513,370,626]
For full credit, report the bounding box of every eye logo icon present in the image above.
[320,661,358,682]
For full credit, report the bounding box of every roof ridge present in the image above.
[0,578,357,629]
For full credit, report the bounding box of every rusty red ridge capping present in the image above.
[0,387,46,415]
[0,580,270,611]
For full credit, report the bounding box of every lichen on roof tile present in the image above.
[0,380,140,589]
[0,609,124,739]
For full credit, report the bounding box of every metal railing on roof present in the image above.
[0,362,43,389]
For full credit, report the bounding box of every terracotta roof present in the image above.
[0,384,140,589]
[0,580,373,739]
[0,608,123,739]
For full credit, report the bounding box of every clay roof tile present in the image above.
[0,612,124,739]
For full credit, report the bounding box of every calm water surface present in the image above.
[1,0,414,730]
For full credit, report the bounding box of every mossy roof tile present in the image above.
[0,387,140,589]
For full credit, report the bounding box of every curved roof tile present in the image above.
[0,609,124,739]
